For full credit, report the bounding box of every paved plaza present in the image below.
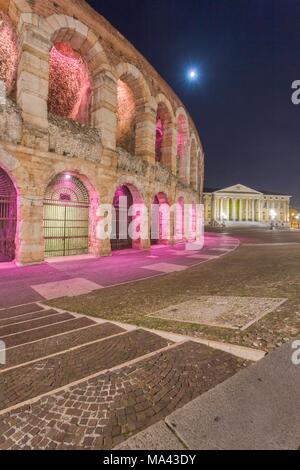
[0,228,300,450]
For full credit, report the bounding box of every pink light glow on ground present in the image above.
[0,12,18,96]
[48,42,92,124]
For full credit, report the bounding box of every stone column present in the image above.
[245,199,249,222]
[232,199,237,222]
[16,194,45,265]
[213,196,217,221]
[92,70,118,151]
[135,99,157,165]
[226,198,230,221]
[17,21,51,151]
[239,199,243,222]
[163,125,177,175]
[252,199,255,222]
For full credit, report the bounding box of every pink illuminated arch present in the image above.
[48,42,92,124]
[0,11,18,97]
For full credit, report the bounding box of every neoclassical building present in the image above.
[204,184,291,227]
[0,0,204,264]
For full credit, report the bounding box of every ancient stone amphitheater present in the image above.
[0,0,204,265]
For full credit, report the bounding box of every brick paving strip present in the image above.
[0,303,46,320]
[0,309,61,328]
[0,330,170,412]
[1,317,96,348]
[0,342,248,450]
[0,312,74,337]
[1,323,124,370]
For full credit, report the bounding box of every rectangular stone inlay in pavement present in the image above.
[142,263,187,273]
[149,296,287,330]
[31,278,103,300]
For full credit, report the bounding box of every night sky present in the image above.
[88,0,300,207]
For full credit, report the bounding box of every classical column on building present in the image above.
[226,198,230,221]
[213,196,217,221]
[239,199,243,222]
[245,199,249,222]
[252,199,255,222]
[232,198,236,222]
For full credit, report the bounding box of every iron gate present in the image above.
[0,169,17,262]
[44,175,90,258]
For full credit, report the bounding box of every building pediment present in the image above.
[215,184,263,195]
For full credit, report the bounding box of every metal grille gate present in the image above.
[0,169,17,262]
[44,175,90,258]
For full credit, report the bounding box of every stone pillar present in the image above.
[92,70,118,151]
[17,22,51,151]
[213,196,217,221]
[226,198,230,221]
[239,199,243,222]
[135,100,157,165]
[232,199,236,222]
[245,199,249,222]
[163,125,177,175]
[16,194,45,265]
[252,199,255,222]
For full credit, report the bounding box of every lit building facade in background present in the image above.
[204,184,291,227]
[0,0,204,264]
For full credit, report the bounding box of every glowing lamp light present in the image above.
[64,174,71,180]
[270,209,277,220]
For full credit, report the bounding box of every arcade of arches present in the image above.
[0,1,204,264]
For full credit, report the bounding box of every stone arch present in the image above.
[45,15,109,125]
[110,179,145,251]
[43,170,100,258]
[155,94,175,169]
[190,136,198,191]
[176,107,190,184]
[115,62,152,157]
[151,191,170,245]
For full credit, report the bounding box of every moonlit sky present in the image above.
[88,0,300,208]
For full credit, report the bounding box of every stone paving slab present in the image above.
[149,296,286,330]
[166,340,300,450]
[31,278,103,300]
[1,323,124,370]
[1,317,95,348]
[0,303,46,320]
[0,312,74,337]
[0,342,248,450]
[115,421,185,450]
[0,309,60,327]
[0,330,169,412]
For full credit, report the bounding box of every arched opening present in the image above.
[177,114,189,182]
[155,102,172,166]
[0,11,18,98]
[190,140,198,190]
[48,42,92,124]
[116,80,136,153]
[175,197,186,242]
[151,193,170,245]
[0,167,17,262]
[111,184,144,251]
[43,173,90,257]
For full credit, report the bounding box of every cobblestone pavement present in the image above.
[0,342,248,450]
[0,312,74,337]
[0,329,169,411]
[1,323,124,370]
[1,317,95,348]
[0,309,59,327]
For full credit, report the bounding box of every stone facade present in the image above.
[0,0,204,264]
[204,184,291,227]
